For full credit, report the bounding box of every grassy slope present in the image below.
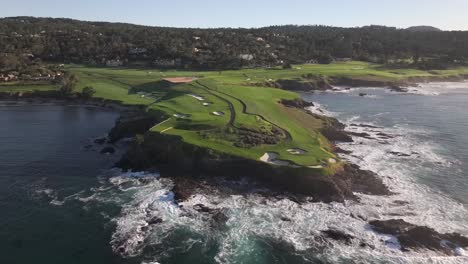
[3,61,468,169]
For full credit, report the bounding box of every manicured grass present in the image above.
[9,61,468,169]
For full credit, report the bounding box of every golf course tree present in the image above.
[81,86,96,98]
[1,17,467,70]
[59,72,78,96]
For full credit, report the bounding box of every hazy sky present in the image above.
[2,0,467,30]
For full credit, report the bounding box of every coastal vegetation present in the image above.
[2,61,468,172]
[1,17,468,72]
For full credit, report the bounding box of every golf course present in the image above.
[3,61,468,172]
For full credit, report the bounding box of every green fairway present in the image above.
[5,61,468,170]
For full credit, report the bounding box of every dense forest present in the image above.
[1,16,468,72]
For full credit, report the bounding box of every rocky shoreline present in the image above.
[268,74,468,92]
[4,87,468,257]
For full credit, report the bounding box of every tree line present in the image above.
[1,17,467,70]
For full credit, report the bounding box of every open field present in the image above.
[3,61,468,168]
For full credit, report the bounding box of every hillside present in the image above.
[406,26,442,32]
[0,17,467,70]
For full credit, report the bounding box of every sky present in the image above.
[1,0,468,30]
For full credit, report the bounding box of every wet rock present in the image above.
[100,146,115,154]
[392,200,410,206]
[94,137,107,144]
[334,147,352,155]
[389,151,411,157]
[320,127,353,142]
[193,204,215,213]
[322,229,354,245]
[376,132,394,139]
[348,132,374,139]
[388,85,409,93]
[350,123,381,129]
[342,164,392,196]
[147,217,163,225]
[280,98,314,108]
[172,177,199,202]
[370,219,468,255]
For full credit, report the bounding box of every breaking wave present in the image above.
[63,89,468,263]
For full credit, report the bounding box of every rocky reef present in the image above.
[370,219,468,256]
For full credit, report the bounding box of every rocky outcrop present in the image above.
[280,98,314,108]
[370,219,468,255]
[273,77,332,91]
[116,131,390,203]
[107,112,164,143]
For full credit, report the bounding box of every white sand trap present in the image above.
[328,158,337,164]
[212,111,225,116]
[287,148,307,155]
[308,165,323,169]
[188,94,205,101]
[259,152,291,166]
[202,103,211,106]
[173,113,188,119]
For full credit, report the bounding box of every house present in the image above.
[106,59,123,67]
[239,54,254,61]
[153,58,182,67]
[336,58,352,62]
[7,74,18,81]
[129,48,147,55]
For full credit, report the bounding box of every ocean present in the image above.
[1,82,468,264]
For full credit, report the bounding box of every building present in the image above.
[129,48,148,55]
[239,54,254,61]
[106,59,123,67]
[336,58,352,62]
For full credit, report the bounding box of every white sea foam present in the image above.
[70,101,468,263]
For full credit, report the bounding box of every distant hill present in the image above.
[406,26,442,32]
[0,17,466,70]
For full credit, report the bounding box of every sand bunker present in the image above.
[164,77,197,84]
[212,111,225,116]
[188,94,205,101]
[259,152,292,166]
[328,158,337,164]
[287,148,307,155]
[308,165,324,169]
[202,103,211,106]
[173,113,189,119]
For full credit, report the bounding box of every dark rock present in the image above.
[320,128,353,142]
[350,123,381,129]
[388,85,409,93]
[108,112,163,143]
[94,137,107,144]
[280,98,314,108]
[147,217,163,225]
[193,204,215,213]
[389,151,411,157]
[370,219,468,255]
[341,164,392,196]
[322,229,354,245]
[334,147,352,155]
[280,216,292,222]
[376,132,394,139]
[392,200,410,206]
[359,93,367,97]
[100,146,115,154]
[348,132,373,139]
[84,144,93,150]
